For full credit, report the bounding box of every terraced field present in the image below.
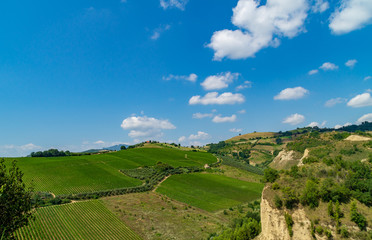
[6,148,216,195]
[156,173,264,212]
[15,200,141,240]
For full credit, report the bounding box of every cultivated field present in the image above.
[6,148,216,195]
[15,200,141,240]
[156,173,264,212]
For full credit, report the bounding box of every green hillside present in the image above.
[6,147,216,195]
[15,200,141,240]
[156,173,264,212]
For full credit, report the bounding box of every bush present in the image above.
[324,229,332,239]
[315,226,323,235]
[300,180,319,208]
[274,195,283,209]
[350,201,367,231]
[284,213,294,237]
[282,187,299,209]
[272,182,280,190]
[263,168,279,183]
[340,226,349,238]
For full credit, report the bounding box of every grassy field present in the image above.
[103,192,228,240]
[15,200,141,240]
[6,148,216,195]
[156,173,264,212]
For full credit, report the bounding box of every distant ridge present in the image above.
[82,144,128,153]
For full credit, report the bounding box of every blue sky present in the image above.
[1,0,371,156]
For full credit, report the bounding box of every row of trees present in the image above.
[30,149,72,157]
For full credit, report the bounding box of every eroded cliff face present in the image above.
[257,187,312,240]
[270,150,300,169]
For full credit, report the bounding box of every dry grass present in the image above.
[102,192,228,240]
[227,132,277,142]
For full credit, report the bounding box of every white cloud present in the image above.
[151,24,171,40]
[236,81,252,91]
[307,121,326,128]
[238,109,246,114]
[364,76,372,81]
[319,62,339,71]
[163,73,197,82]
[283,113,305,125]
[94,140,105,144]
[347,93,372,107]
[201,72,240,90]
[334,122,352,129]
[357,113,372,123]
[121,115,176,139]
[345,59,357,68]
[178,136,187,142]
[274,87,309,100]
[189,92,245,105]
[325,97,347,107]
[308,69,319,75]
[212,114,237,123]
[160,0,188,10]
[230,128,243,133]
[312,0,329,13]
[0,143,42,157]
[192,113,214,119]
[208,0,309,60]
[189,131,210,140]
[329,0,372,35]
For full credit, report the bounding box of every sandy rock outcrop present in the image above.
[298,149,309,167]
[345,135,371,141]
[270,150,300,169]
[257,187,312,240]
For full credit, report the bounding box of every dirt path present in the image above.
[152,175,171,192]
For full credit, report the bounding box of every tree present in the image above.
[0,159,34,239]
[120,145,127,150]
[263,167,279,183]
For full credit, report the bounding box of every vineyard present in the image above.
[15,200,142,240]
[156,173,264,212]
[6,148,216,195]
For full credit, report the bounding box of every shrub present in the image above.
[300,180,319,208]
[263,167,279,183]
[315,226,323,235]
[324,229,332,239]
[350,201,367,231]
[340,226,349,238]
[272,182,280,190]
[274,195,283,209]
[282,187,299,209]
[284,212,294,237]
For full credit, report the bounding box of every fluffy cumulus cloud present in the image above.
[283,113,305,125]
[212,114,237,123]
[319,62,339,71]
[160,0,188,10]
[0,143,42,157]
[189,92,245,105]
[163,73,197,82]
[121,115,176,139]
[334,122,352,129]
[192,113,214,119]
[347,93,372,107]
[274,87,309,100]
[308,69,319,75]
[357,113,372,123]
[329,0,372,35]
[178,131,210,146]
[345,59,357,68]
[208,0,309,60]
[230,128,243,133]
[189,131,210,140]
[201,72,239,90]
[236,81,252,91]
[324,97,347,107]
[312,0,329,13]
[307,121,327,127]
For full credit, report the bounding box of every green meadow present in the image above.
[15,200,141,240]
[156,173,264,212]
[6,148,216,195]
